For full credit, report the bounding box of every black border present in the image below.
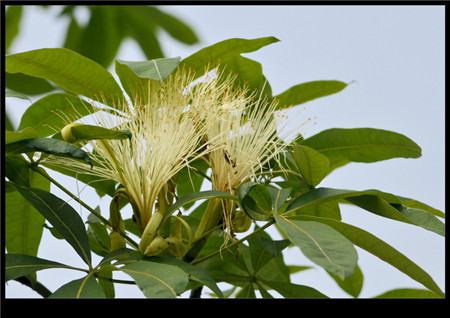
[1,0,448,315]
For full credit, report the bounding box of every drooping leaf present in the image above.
[290,215,444,296]
[373,288,442,299]
[6,138,92,166]
[274,214,358,279]
[397,207,445,236]
[328,264,364,298]
[396,196,445,218]
[5,73,54,96]
[141,7,199,45]
[13,185,92,266]
[6,156,49,256]
[121,261,189,298]
[261,280,327,298]
[6,48,124,105]
[78,6,122,67]
[50,276,105,298]
[302,128,422,170]
[6,254,74,281]
[66,124,132,142]
[5,6,23,52]
[291,144,330,186]
[18,93,92,137]
[275,80,348,110]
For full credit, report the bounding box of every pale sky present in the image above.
[5,5,445,298]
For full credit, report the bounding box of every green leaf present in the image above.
[87,213,111,257]
[261,280,327,298]
[328,264,364,298]
[5,112,14,131]
[286,187,401,215]
[97,267,115,298]
[181,37,279,77]
[115,59,150,102]
[18,93,92,137]
[6,138,92,166]
[6,73,54,96]
[78,6,122,67]
[142,7,199,45]
[275,80,347,110]
[5,5,23,52]
[6,156,49,256]
[6,128,40,144]
[5,88,30,101]
[374,288,442,299]
[116,57,181,81]
[291,144,330,186]
[67,124,131,141]
[6,254,73,281]
[6,48,124,106]
[121,261,189,298]
[287,265,313,274]
[50,276,105,298]
[397,196,445,218]
[398,207,445,236]
[274,215,358,279]
[248,230,290,274]
[13,185,92,266]
[290,215,444,296]
[238,183,274,221]
[295,200,342,220]
[302,128,422,170]
[63,16,83,51]
[236,283,256,298]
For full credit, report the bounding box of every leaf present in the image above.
[397,196,445,218]
[5,5,23,52]
[67,124,132,141]
[287,265,313,274]
[50,276,105,298]
[398,207,445,236]
[5,88,30,101]
[302,128,422,170]
[374,288,442,299]
[291,144,330,186]
[6,128,40,144]
[97,267,115,298]
[63,15,83,51]
[181,37,279,77]
[262,280,327,298]
[5,112,14,131]
[236,283,256,298]
[6,156,49,256]
[328,264,364,298]
[6,138,92,166]
[115,60,150,102]
[274,215,358,279]
[116,57,181,81]
[290,215,444,296]
[78,6,122,67]
[142,7,199,45]
[121,261,189,298]
[13,185,92,266]
[275,80,347,110]
[286,187,401,215]
[152,256,224,298]
[87,213,111,257]
[180,37,278,96]
[5,73,54,96]
[248,230,290,274]
[6,254,73,281]
[18,93,92,137]
[238,183,274,221]
[6,48,124,106]
[296,200,342,220]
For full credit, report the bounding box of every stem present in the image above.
[194,198,222,241]
[189,286,203,298]
[191,219,275,265]
[14,277,52,298]
[27,163,139,249]
[139,211,165,252]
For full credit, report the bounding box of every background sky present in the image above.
[5,5,445,298]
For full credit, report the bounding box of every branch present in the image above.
[14,276,52,298]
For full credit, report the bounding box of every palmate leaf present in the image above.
[11,185,92,266]
[289,215,444,296]
[6,48,124,106]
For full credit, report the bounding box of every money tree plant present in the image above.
[4,36,445,299]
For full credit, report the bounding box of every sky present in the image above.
[5,5,445,298]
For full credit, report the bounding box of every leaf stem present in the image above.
[191,219,275,265]
[27,162,139,249]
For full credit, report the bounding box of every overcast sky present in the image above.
[5,5,445,298]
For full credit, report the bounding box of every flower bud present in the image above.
[143,236,169,256]
[232,210,252,233]
[61,122,83,143]
[110,231,126,251]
